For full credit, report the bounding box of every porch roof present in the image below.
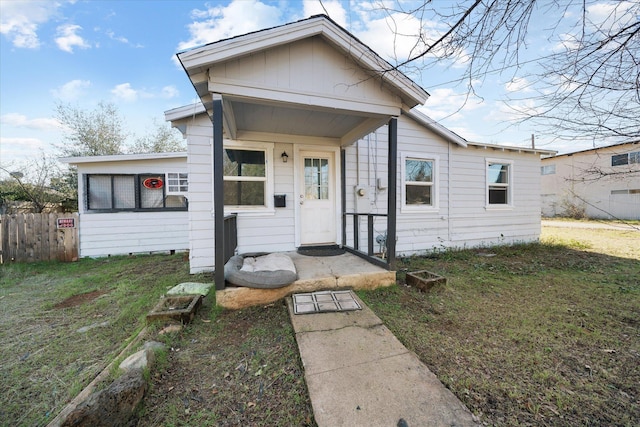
[176,15,430,146]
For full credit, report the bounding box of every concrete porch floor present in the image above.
[215,251,396,309]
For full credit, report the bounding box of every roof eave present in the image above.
[177,15,429,108]
[60,152,188,165]
[403,108,468,147]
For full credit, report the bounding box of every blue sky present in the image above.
[0,0,612,166]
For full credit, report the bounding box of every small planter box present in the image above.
[146,295,203,324]
[405,270,447,292]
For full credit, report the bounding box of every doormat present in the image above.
[292,290,362,315]
[297,245,346,257]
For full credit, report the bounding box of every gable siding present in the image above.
[209,36,401,108]
[75,157,188,258]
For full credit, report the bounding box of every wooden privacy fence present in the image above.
[0,213,79,264]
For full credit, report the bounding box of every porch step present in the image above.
[215,252,395,309]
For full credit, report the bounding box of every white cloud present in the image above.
[160,86,179,99]
[106,29,143,48]
[586,1,637,30]
[111,83,179,102]
[111,83,138,102]
[0,0,60,49]
[55,24,91,53]
[353,12,430,63]
[417,88,484,121]
[0,137,47,161]
[51,79,92,101]
[505,77,532,93]
[302,0,347,26]
[0,113,61,131]
[178,0,282,51]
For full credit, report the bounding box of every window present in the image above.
[401,153,438,211]
[167,173,188,194]
[487,160,512,206]
[612,151,640,166]
[304,158,329,200]
[223,148,267,207]
[86,174,187,211]
[541,164,556,175]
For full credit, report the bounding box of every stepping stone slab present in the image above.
[166,282,214,296]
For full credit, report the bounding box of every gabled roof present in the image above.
[403,108,468,148]
[177,14,429,109]
[543,140,639,159]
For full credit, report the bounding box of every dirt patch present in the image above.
[53,289,110,309]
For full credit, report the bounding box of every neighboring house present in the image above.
[541,141,640,219]
[60,152,189,258]
[166,14,554,281]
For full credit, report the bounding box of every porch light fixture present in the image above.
[281,151,289,163]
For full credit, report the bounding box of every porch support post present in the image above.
[213,95,225,291]
[387,117,397,270]
[341,148,346,247]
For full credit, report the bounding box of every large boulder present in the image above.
[61,368,146,427]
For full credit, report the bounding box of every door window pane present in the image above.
[304,158,329,200]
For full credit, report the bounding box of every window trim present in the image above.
[166,172,188,195]
[220,140,274,214]
[85,173,188,213]
[486,158,514,209]
[400,152,439,213]
[612,151,640,166]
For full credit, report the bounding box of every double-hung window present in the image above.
[401,153,438,211]
[223,147,268,208]
[486,160,512,207]
[86,173,188,211]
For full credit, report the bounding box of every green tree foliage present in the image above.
[55,101,128,157]
[128,119,185,154]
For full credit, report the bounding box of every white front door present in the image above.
[299,150,336,245]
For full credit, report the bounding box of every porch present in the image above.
[215,251,396,309]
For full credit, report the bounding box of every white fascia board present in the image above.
[60,152,187,165]
[178,16,429,108]
[164,102,207,122]
[466,141,556,156]
[403,108,468,148]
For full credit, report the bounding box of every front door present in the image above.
[299,150,336,245]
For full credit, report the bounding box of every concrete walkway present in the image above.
[287,294,479,427]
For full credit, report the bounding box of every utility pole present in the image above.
[531,134,535,149]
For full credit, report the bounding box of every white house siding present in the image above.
[343,114,544,257]
[448,145,542,248]
[541,143,640,220]
[78,213,188,257]
[74,156,188,258]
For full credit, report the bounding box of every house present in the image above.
[60,152,189,258]
[166,14,554,289]
[541,141,640,219]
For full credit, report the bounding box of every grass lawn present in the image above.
[1,223,638,426]
[359,226,640,425]
[0,254,199,426]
